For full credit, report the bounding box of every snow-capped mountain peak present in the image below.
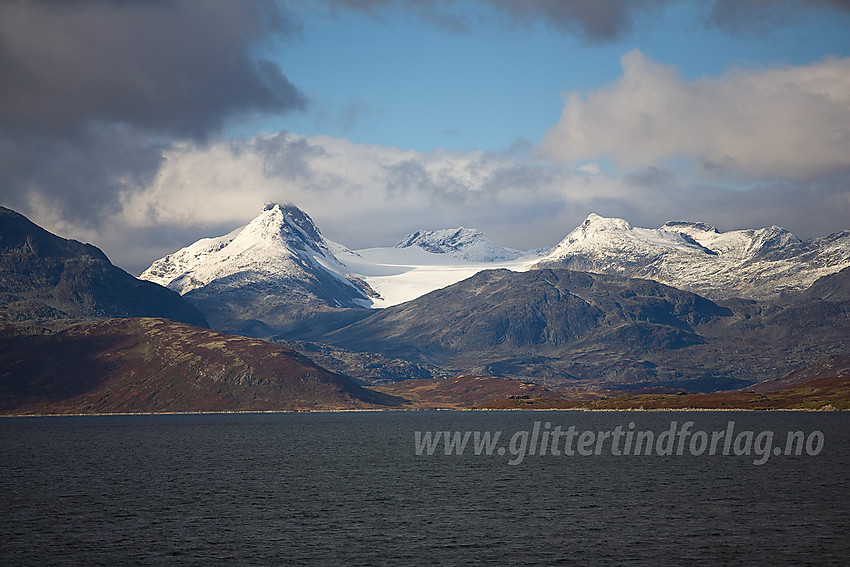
[536,214,850,300]
[140,203,358,296]
[576,213,632,235]
[240,203,328,256]
[395,226,523,262]
[547,213,711,262]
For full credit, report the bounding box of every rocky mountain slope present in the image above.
[534,213,850,300]
[0,318,402,415]
[302,267,850,392]
[303,269,735,389]
[0,207,207,327]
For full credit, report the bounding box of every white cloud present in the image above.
[39,129,848,276]
[116,133,590,251]
[539,50,850,181]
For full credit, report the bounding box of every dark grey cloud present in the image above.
[706,0,850,34]
[327,0,850,42]
[615,170,850,240]
[0,0,307,230]
[0,123,167,227]
[321,0,664,41]
[486,0,667,42]
[491,0,850,40]
[0,0,305,139]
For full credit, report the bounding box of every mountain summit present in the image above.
[140,204,375,335]
[535,213,850,300]
[142,203,357,294]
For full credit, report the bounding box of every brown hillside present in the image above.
[0,318,403,415]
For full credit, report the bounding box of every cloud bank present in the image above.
[0,0,303,230]
[540,50,850,181]
[0,0,303,138]
[324,0,850,42]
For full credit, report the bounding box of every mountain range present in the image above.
[136,203,850,392]
[138,204,850,344]
[2,203,849,408]
[140,203,541,334]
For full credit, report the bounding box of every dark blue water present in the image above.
[1,411,848,565]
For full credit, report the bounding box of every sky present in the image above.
[1,0,850,275]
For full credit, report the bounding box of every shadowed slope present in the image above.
[0,318,403,415]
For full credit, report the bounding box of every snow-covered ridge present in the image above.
[395,227,523,262]
[535,213,850,300]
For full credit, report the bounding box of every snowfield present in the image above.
[336,246,541,307]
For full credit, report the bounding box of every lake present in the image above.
[1,411,848,565]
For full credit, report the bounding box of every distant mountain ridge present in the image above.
[0,207,207,327]
[302,266,850,391]
[534,213,850,300]
[395,227,524,261]
[304,268,742,389]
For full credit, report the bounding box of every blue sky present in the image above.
[251,1,850,152]
[1,0,850,274]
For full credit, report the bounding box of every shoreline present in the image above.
[2,406,845,418]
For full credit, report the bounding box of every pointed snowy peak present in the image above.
[140,203,358,296]
[395,227,523,262]
[243,202,328,255]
